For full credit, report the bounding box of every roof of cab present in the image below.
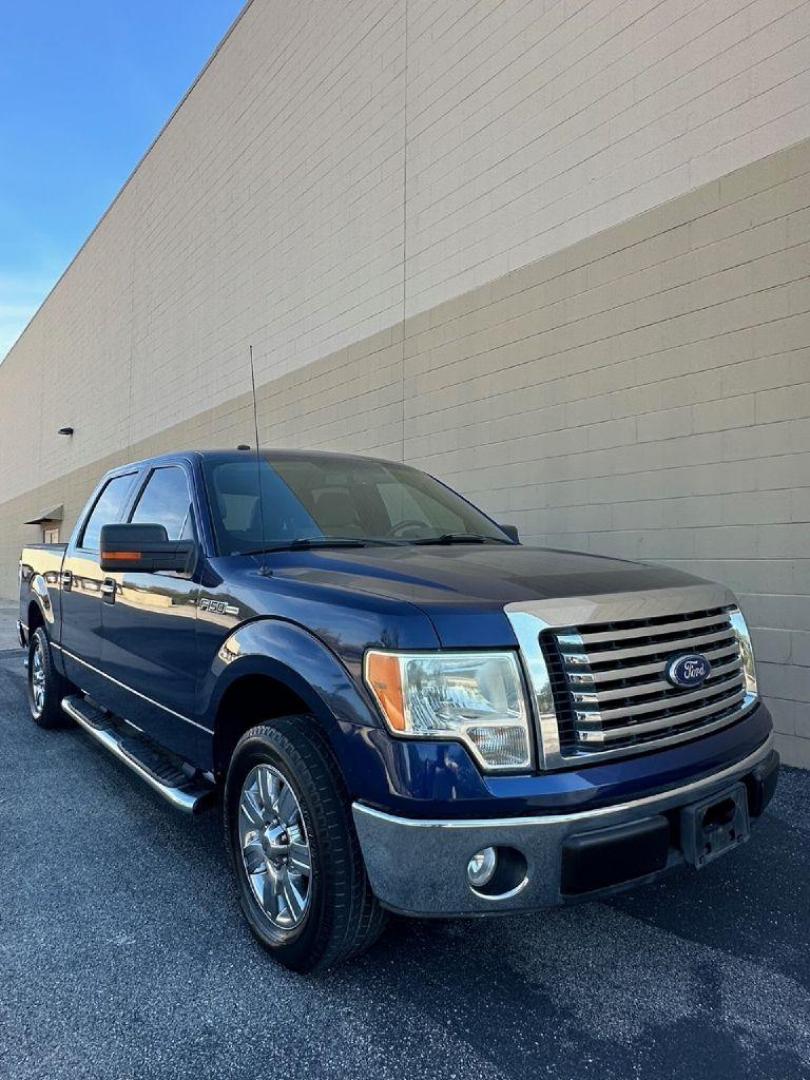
[108,447,399,474]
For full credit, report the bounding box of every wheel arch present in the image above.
[27,599,46,636]
[28,574,55,633]
[212,668,318,778]
[205,618,381,786]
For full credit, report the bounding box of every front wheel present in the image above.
[27,626,73,728]
[223,717,386,973]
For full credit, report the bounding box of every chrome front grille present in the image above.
[544,607,749,754]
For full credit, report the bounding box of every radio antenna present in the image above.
[248,344,270,575]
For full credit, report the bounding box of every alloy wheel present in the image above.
[30,640,46,717]
[238,763,312,929]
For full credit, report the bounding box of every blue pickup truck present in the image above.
[18,449,778,971]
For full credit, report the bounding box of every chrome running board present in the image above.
[61,694,215,815]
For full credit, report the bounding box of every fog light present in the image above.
[467,846,497,888]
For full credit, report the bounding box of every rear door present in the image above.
[59,471,140,697]
[99,463,201,756]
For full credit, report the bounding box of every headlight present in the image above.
[729,608,758,698]
[364,651,532,771]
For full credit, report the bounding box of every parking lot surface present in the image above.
[1,644,809,1080]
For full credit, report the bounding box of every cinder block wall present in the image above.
[2,0,810,764]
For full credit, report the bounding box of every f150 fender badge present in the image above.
[666,652,711,689]
[198,597,240,616]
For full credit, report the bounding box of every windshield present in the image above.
[202,454,511,555]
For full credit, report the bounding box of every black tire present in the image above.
[223,716,387,973]
[27,626,74,729]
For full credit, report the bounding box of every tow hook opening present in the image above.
[467,846,528,899]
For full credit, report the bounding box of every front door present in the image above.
[99,464,200,758]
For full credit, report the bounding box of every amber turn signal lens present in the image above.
[100,551,142,560]
[365,652,406,731]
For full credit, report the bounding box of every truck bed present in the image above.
[19,545,67,628]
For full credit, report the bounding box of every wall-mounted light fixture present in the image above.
[57,427,74,436]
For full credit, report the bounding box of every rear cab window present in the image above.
[79,473,138,552]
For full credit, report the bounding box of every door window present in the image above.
[130,466,195,541]
[80,474,137,551]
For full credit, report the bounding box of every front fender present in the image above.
[199,617,383,792]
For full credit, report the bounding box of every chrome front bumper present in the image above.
[352,735,777,917]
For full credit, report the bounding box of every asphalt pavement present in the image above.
[0,602,19,650]
[1,643,809,1080]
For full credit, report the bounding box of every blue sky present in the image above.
[0,1,245,361]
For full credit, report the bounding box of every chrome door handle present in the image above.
[60,570,73,589]
[101,579,116,602]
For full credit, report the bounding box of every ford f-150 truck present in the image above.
[18,449,778,972]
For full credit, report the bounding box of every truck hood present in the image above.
[272,543,704,604]
[268,543,709,646]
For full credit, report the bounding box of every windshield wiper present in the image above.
[410,533,512,546]
[243,537,400,555]
[242,533,511,554]
[239,535,369,552]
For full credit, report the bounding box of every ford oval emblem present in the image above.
[666,653,712,689]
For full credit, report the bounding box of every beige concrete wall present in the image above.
[3,0,810,507]
[405,0,810,311]
[3,139,810,765]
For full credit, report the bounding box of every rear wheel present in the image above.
[27,626,73,729]
[224,716,386,972]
